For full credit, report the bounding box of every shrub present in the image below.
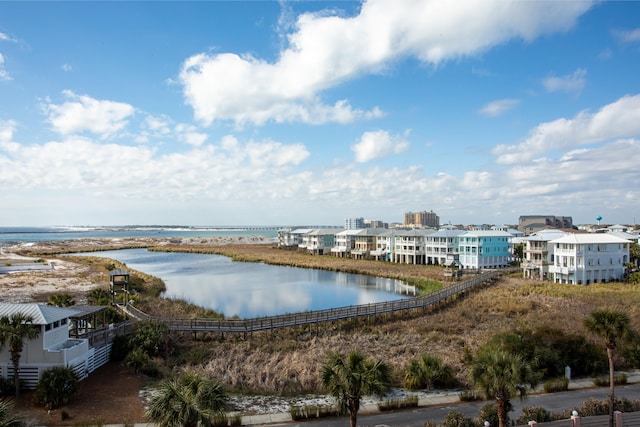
[478,402,500,427]
[124,347,150,373]
[516,406,552,425]
[290,404,340,420]
[543,376,569,393]
[440,410,476,427]
[34,366,80,409]
[593,374,627,387]
[378,395,419,411]
[109,335,133,362]
[459,390,482,402]
[404,354,457,390]
[129,320,171,358]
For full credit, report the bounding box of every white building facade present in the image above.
[548,234,630,284]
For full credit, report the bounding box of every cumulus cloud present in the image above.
[61,63,73,72]
[0,119,15,143]
[179,0,592,127]
[43,90,135,139]
[492,93,640,164]
[542,68,587,94]
[351,129,410,162]
[478,99,520,117]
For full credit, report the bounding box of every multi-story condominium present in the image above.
[351,228,388,259]
[344,217,365,230]
[457,230,512,269]
[330,229,361,258]
[371,229,397,261]
[521,229,569,280]
[303,228,344,255]
[393,229,435,264]
[403,210,439,228]
[424,227,465,265]
[548,234,630,284]
[518,215,573,235]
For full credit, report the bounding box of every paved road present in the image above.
[271,383,640,427]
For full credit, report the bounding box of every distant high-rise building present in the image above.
[344,217,365,230]
[518,215,573,235]
[404,210,439,228]
[364,219,388,229]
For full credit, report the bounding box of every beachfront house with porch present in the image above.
[393,229,435,264]
[0,303,113,388]
[521,229,569,280]
[277,228,314,249]
[457,230,512,269]
[548,234,630,284]
[331,229,360,258]
[424,227,465,265]
[303,228,344,255]
[351,228,388,259]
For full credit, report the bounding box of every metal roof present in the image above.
[550,234,632,244]
[0,304,80,325]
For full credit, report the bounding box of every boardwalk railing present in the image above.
[123,267,517,335]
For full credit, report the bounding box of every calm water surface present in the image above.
[77,248,412,318]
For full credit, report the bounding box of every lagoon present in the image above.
[77,248,412,318]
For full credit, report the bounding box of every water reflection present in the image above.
[76,248,411,318]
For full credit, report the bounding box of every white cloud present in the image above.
[493,93,640,165]
[0,119,16,143]
[0,53,11,81]
[613,28,640,43]
[351,129,410,162]
[175,123,208,147]
[43,90,135,138]
[180,0,592,127]
[478,99,520,117]
[0,32,15,42]
[61,63,73,72]
[542,68,587,94]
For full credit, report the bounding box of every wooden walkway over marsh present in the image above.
[120,268,517,335]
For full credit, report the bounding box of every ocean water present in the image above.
[0,226,279,243]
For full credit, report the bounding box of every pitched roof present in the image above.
[0,304,80,325]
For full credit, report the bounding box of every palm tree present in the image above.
[321,350,391,427]
[584,309,632,427]
[0,313,41,396]
[0,397,25,427]
[146,372,228,427]
[47,292,75,307]
[404,354,455,390]
[470,345,538,427]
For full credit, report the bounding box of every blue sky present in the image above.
[1,1,639,227]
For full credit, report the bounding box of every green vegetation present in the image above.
[0,397,25,427]
[404,354,456,390]
[145,372,228,427]
[0,313,40,396]
[584,308,633,427]
[321,350,391,427]
[46,292,75,307]
[34,366,80,409]
[470,345,539,427]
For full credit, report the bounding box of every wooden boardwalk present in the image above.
[119,268,516,335]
